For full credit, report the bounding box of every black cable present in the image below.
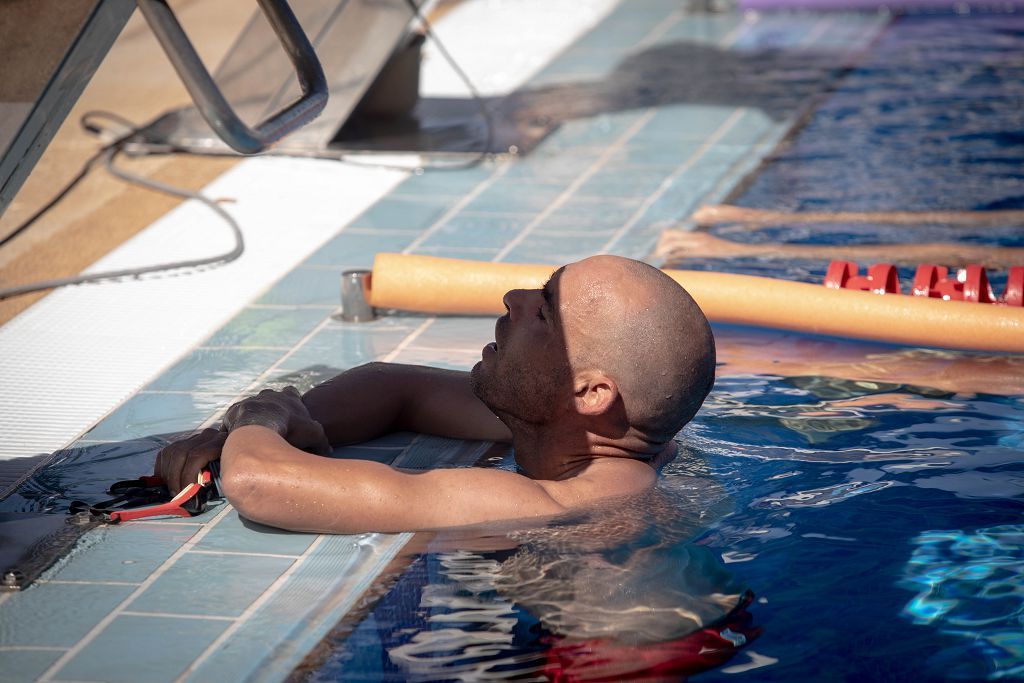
[0,112,244,300]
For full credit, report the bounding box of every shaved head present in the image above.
[559,256,716,441]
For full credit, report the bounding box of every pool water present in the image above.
[298,12,1024,682]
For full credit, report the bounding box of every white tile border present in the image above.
[0,157,408,461]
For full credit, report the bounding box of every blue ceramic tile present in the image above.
[406,317,494,351]
[413,245,501,259]
[576,168,671,199]
[388,346,483,372]
[717,110,778,147]
[529,49,623,81]
[419,214,533,250]
[0,582,135,647]
[54,524,196,583]
[633,105,737,142]
[390,164,495,197]
[146,348,284,394]
[660,14,741,43]
[608,140,707,167]
[603,230,663,260]
[535,197,643,233]
[0,648,64,683]
[461,181,563,215]
[57,614,230,683]
[303,230,417,268]
[204,307,328,349]
[274,319,422,373]
[545,112,647,148]
[349,197,454,231]
[84,393,224,442]
[256,267,340,307]
[131,552,294,617]
[569,14,666,52]
[194,509,317,556]
[501,233,611,265]
[503,148,604,180]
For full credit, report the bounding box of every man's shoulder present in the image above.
[538,457,657,509]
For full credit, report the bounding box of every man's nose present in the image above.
[502,289,529,316]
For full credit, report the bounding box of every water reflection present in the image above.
[900,525,1024,680]
[321,472,762,681]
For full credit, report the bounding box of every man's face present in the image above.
[470,267,574,425]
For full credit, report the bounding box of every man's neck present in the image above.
[509,424,667,481]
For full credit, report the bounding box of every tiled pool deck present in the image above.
[0,5,885,682]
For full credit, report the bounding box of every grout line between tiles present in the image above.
[120,611,236,622]
[402,164,513,254]
[172,536,327,683]
[600,107,746,254]
[493,111,657,262]
[0,646,69,652]
[36,580,142,587]
[381,318,437,363]
[38,504,235,682]
[188,549,303,560]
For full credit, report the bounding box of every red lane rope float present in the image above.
[826,260,1024,306]
[368,254,1024,353]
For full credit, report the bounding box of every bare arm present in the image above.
[156,363,510,493]
[302,362,511,445]
[221,425,580,533]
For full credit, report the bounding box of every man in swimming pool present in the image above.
[155,255,716,533]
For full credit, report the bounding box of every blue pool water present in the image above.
[299,12,1024,682]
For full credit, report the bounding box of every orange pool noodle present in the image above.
[369,253,1024,353]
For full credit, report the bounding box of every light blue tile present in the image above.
[407,317,494,351]
[419,213,533,249]
[546,112,647,148]
[461,181,563,215]
[85,393,224,442]
[535,197,643,233]
[131,552,294,617]
[501,233,611,265]
[413,245,501,259]
[576,168,672,199]
[58,614,229,683]
[194,510,316,556]
[608,140,707,167]
[349,197,454,231]
[717,112,778,147]
[530,49,623,80]
[0,648,64,683]
[604,230,663,260]
[205,307,328,348]
[633,105,737,142]
[303,230,416,268]
[0,582,135,647]
[660,13,742,44]
[146,348,284,394]
[390,164,495,197]
[275,319,422,373]
[503,148,604,180]
[54,524,196,583]
[256,267,340,307]
[388,346,483,372]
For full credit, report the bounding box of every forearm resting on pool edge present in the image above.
[219,425,567,534]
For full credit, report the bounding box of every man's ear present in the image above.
[573,371,618,416]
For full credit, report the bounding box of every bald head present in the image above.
[558,256,715,441]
